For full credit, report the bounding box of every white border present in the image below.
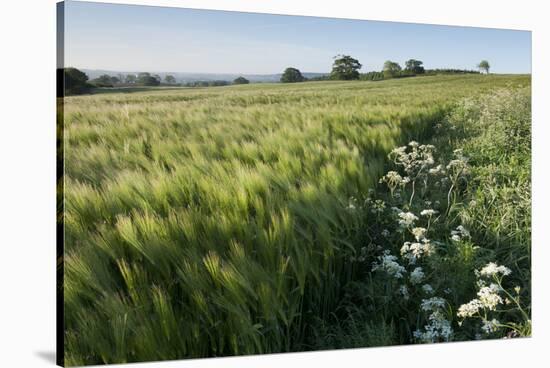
[0,1,548,367]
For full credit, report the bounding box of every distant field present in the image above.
[61,74,530,365]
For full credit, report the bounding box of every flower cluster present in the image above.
[379,171,410,197]
[422,284,434,294]
[446,149,470,181]
[389,142,436,178]
[456,299,484,318]
[481,319,500,334]
[479,262,512,277]
[450,225,470,242]
[414,297,453,343]
[456,262,520,336]
[372,250,406,279]
[411,227,427,241]
[398,211,418,228]
[428,164,444,175]
[371,199,386,214]
[420,209,437,217]
[400,240,434,264]
[420,297,447,311]
[410,267,425,284]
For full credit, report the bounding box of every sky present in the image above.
[63,0,532,74]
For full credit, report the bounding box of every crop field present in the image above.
[60,75,531,365]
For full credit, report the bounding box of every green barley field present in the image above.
[61,75,531,365]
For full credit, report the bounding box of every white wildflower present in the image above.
[429,164,443,175]
[422,284,434,294]
[401,240,434,264]
[457,299,483,318]
[415,301,453,343]
[371,199,386,214]
[400,285,410,300]
[451,225,470,241]
[477,283,503,310]
[420,209,437,217]
[479,262,512,277]
[372,251,406,279]
[411,227,427,241]
[398,212,418,227]
[481,319,500,334]
[410,267,425,284]
[421,297,447,312]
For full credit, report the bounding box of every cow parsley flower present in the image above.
[410,267,425,284]
[451,225,470,241]
[398,212,418,227]
[428,164,443,175]
[371,199,386,214]
[400,285,410,300]
[415,299,453,343]
[401,240,434,264]
[481,319,500,334]
[457,299,483,318]
[479,262,512,277]
[477,283,503,310]
[421,297,447,312]
[422,284,434,294]
[411,227,427,241]
[372,251,406,279]
[420,209,437,217]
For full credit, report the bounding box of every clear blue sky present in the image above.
[64,0,531,74]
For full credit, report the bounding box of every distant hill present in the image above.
[80,69,329,83]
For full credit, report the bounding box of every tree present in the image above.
[330,55,362,80]
[280,67,305,83]
[383,60,402,78]
[137,72,160,86]
[404,59,425,74]
[125,74,137,84]
[110,76,121,85]
[233,76,249,85]
[91,74,114,87]
[165,75,176,84]
[478,60,490,74]
[61,67,91,95]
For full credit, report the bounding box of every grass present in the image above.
[60,74,530,365]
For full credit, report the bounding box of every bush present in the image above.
[280,67,305,83]
[233,76,250,85]
[60,67,92,96]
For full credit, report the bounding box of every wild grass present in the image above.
[61,75,530,365]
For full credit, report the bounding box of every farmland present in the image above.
[60,74,531,365]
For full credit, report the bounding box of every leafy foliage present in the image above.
[478,60,491,74]
[330,55,362,80]
[137,72,161,86]
[281,67,305,83]
[383,60,403,79]
[61,67,92,95]
[233,76,250,84]
[405,59,425,74]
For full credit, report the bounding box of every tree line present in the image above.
[280,56,488,83]
[60,58,490,95]
[59,68,253,95]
